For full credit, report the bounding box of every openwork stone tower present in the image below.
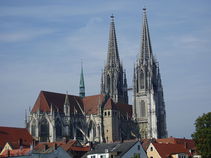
[101,15,128,104]
[133,9,168,139]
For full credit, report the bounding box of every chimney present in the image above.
[54,143,58,150]
[44,144,48,151]
[184,142,188,149]
[19,138,23,149]
[7,150,10,157]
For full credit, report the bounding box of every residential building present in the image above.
[147,142,190,158]
[0,127,33,155]
[83,140,147,158]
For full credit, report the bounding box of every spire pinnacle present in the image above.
[64,91,70,105]
[140,7,153,62]
[79,62,85,97]
[106,15,120,67]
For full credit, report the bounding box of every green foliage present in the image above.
[130,153,140,158]
[192,112,211,158]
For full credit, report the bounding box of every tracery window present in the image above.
[140,100,146,117]
[140,70,145,89]
[31,120,36,137]
[56,119,62,138]
[40,118,49,142]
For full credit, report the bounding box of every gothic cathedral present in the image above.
[26,9,168,143]
[133,8,168,139]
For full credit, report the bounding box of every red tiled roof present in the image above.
[34,140,90,152]
[116,103,132,118]
[33,141,65,152]
[156,137,195,150]
[82,94,104,114]
[31,91,84,114]
[104,98,117,110]
[152,143,190,157]
[0,127,33,151]
[0,148,30,157]
[31,91,132,118]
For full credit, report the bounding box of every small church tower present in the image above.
[133,8,167,139]
[101,15,128,104]
[79,63,85,98]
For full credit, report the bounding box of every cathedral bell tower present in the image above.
[133,8,167,139]
[101,15,128,104]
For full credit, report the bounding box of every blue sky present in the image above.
[0,0,210,138]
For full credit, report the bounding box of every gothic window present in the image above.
[40,118,49,142]
[56,119,62,138]
[108,111,110,116]
[107,75,110,93]
[140,100,146,117]
[140,70,145,89]
[31,120,36,137]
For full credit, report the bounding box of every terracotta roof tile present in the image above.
[82,94,104,115]
[0,148,30,157]
[152,143,190,157]
[34,140,90,153]
[104,98,117,110]
[31,91,132,118]
[0,127,33,151]
[31,91,84,114]
[116,103,132,118]
[156,137,195,150]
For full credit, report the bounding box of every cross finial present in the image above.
[143,8,147,13]
[110,14,114,20]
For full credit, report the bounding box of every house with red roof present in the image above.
[33,139,90,158]
[147,142,191,158]
[0,126,33,155]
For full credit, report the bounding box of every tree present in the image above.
[192,112,211,158]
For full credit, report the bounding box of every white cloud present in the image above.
[0,28,56,42]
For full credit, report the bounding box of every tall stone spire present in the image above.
[106,15,120,67]
[140,8,153,63]
[101,15,128,104]
[79,62,85,98]
[133,8,167,139]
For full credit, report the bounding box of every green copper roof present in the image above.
[80,66,85,88]
[79,64,85,97]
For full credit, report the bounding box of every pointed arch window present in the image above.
[31,120,36,137]
[140,100,146,117]
[140,70,145,89]
[56,119,62,138]
[40,118,49,142]
[106,75,111,93]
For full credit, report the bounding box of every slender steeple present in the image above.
[106,15,120,67]
[79,62,85,97]
[140,8,153,63]
[101,15,128,104]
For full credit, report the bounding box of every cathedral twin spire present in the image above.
[133,8,168,139]
[78,11,167,139]
[101,15,128,104]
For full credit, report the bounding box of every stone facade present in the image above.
[133,9,167,139]
[26,91,138,143]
